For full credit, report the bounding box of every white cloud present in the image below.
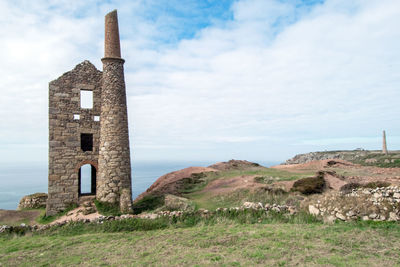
[0,0,399,163]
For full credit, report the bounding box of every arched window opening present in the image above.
[78,164,96,196]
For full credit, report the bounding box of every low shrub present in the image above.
[363,181,391,189]
[291,172,325,195]
[340,181,391,194]
[0,226,29,236]
[340,182,361,194]
[94,200,121,216]
[132,195,165,214]
[177,172,208,194]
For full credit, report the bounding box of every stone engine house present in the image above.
[47,10,133,216]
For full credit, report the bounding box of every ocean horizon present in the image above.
[0,160,280,210]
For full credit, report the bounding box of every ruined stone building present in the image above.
[47,10,132,215]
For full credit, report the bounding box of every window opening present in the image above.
[81,133,93,152]
[73,114,80,120]
[94,116,100,122]
[80,90,93,109]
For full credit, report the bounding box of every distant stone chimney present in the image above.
[382,130,388,155]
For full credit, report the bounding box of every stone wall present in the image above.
[308,186,400,222]
[17,193,48,210]
[47,61,102,216]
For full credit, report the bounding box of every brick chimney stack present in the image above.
[97,10,133,213]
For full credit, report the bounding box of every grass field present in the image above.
[1,218,400,266]
[203,168,314,184]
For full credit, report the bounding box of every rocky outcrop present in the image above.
[209,159,264,171]
[285,150,369,164]
[284,150,400,167]
[307,186,400,222]
[17,193,48,210]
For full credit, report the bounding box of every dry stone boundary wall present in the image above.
[308,186,400,222]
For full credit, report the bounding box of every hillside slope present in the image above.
[132,157,400,216]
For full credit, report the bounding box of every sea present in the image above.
[0,160,279,210]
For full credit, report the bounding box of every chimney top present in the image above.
[104,9,121,59]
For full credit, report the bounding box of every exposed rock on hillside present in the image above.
[285,151,364,164]
[284,150,400,167]
[17,193,48,210]
[209,159,264,171]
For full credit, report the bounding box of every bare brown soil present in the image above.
[272,159,358,171]
[209,159,265,171]
[0,209,42,225]
[273,159,400,187]
[200,175,264,196]
[134,166,218,202]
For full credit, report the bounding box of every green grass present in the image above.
[132,195,165,214]
[94,200,122,216]
[187,188,302,211]
[1,219,400,266]
[36,204,77,224]
[205,168,314,183]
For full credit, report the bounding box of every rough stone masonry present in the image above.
[46,10,133,215]
[97,10,133,213]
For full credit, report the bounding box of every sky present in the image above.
[0,0,399,165]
